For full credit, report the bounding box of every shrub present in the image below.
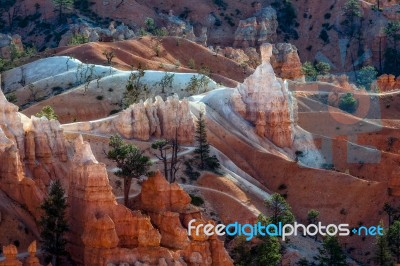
[339,93,357,113]
[319,29,330,44]
[190,194,204,206]
[96,95,104,100]
[68,34,89,46]
[356,66,377,91]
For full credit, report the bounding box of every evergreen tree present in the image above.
[374,222,394,266]
[255,236,282,266]
[107,135,152,206]
[39,180,69,266]
[315,234,347,266]
[35,106,58,120]
[194,110,220,171]
[356,66,378,91]
[265,193,295,226]
[307,209,320,240]
[388,220,400,263]
[342,0,362,37]
[52,0,73,22]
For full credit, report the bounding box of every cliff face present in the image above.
[69,136,233,265]
[66,94,195,144]
[233,6,278,49]
[230,43,297,148]
[115,95,194,143]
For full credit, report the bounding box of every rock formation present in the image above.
[230,43,297,148]
[58,22,135,46]
[68,135,233,265]
[69,94,195,144]
[375,74,400,92]
[161,11,208,46]
[114,95,195,143]
[271,43,304,81]
[0,244,22,266]
[233,6,277,48]
[0,242,41,266]
[0,34,23,60]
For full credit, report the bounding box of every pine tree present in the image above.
[39,180,69,266]
[35,105,58,120]
[315,234,347,266]
[388,220,400,263]
[52,0,73,22]
[266,193,295,226]
[194,110,220,171]
[255,236,282,265]
[107,135,152,206]
[374,222,394,266]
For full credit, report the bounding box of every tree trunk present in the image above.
[123,177,132,206]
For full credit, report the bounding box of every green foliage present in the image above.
[231,234,281,266]
[68,34,89,46]
[144,17,156,32]
[315,61,331,75]
[185,74,210,94]
[255,236,282,266]
[5,92,17,104]
[384,22,400,76]
[315,233,347,266]
[188,58,196,69]
[189,194,204,206]
[264,193,295,226]
[374,222,394,266]
[388,220,400,263]
[155,72,174,93]
[342,0,362,37]
[302,61,331,81]
[319,29,330,44]
[194,110,220,171]
[39,180,69,265]
[122,68,148,108]
[272,0,299,41]
[297,258,311,266]
[184,160,200,180]
[35,106,58,120]
[52,0,73,21]
[213,0,228,10]
[356,66,378,91]
[339,93,357,113]
[384,48,400,77]
[307,209,320,225]
[107,135,151,205]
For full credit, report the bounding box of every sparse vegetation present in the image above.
[154,72,174,94]
[339,93,357,113]
[302,61,331,81]
[189,194,204,206]
[356,66,378,91]
[102,49,115,65]
[122,67,148,108]
[68,33,89,46]
[35,106,58,120]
